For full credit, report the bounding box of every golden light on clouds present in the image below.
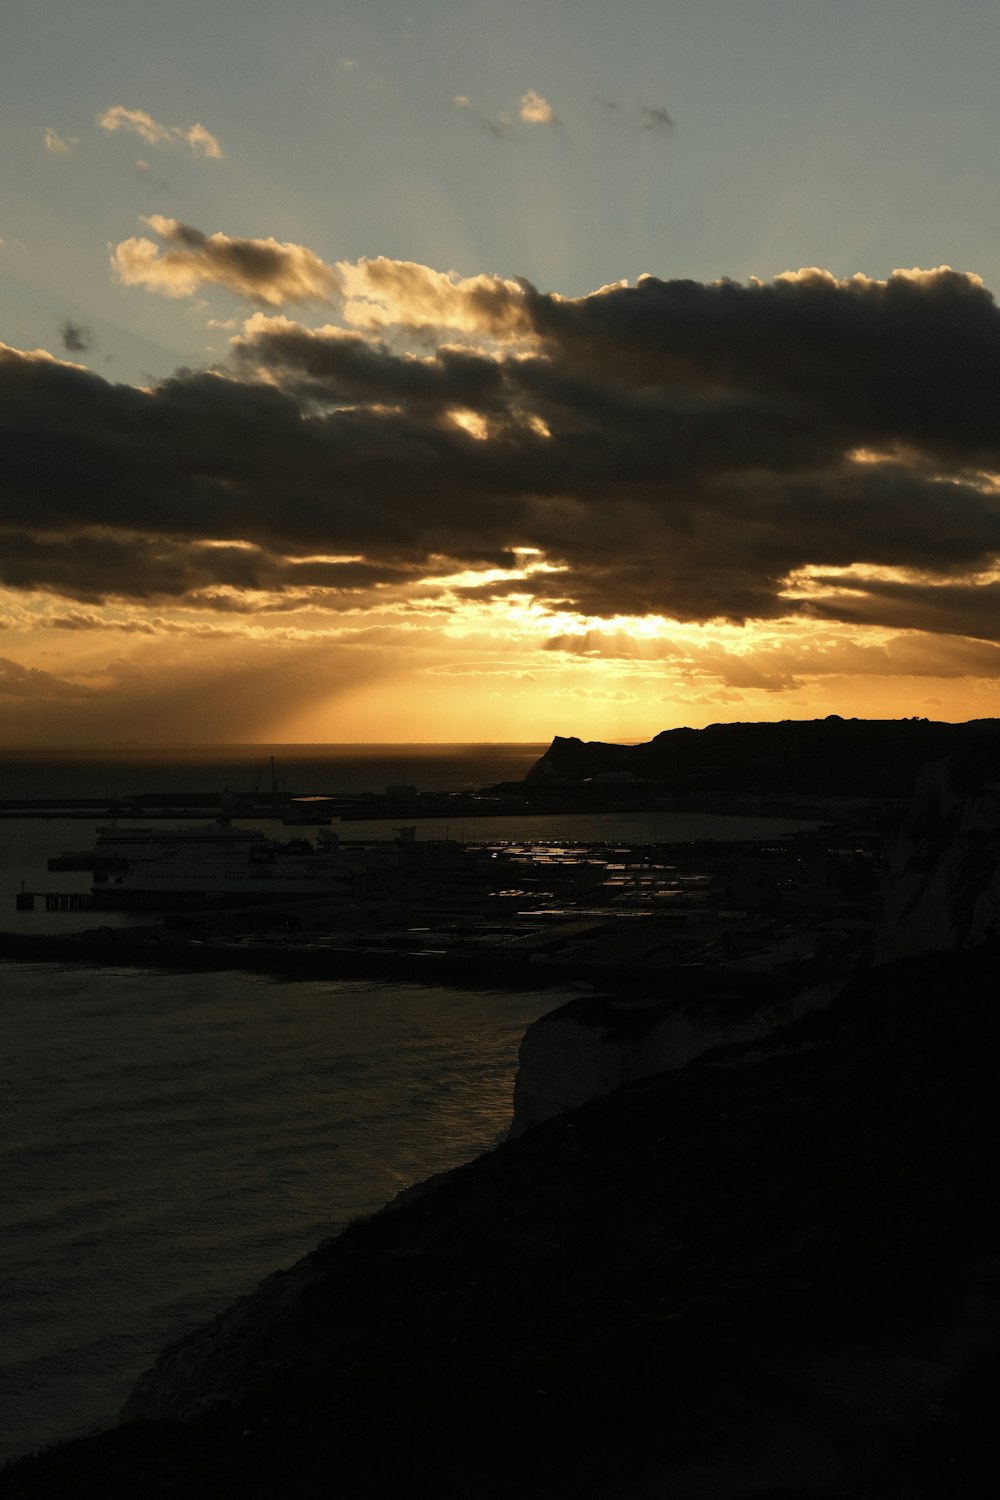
[113,218,339,305]
[338,256,529,338]
[448,408,490,440]
[846,448,901,466]
[781,561,1000,600]
[97,105,223,158]
[8,519,1000,745]
[519,90,556,124]
[43,127,78,156]
[6,256,1000,741]
[11,0,1000,761]
[5,569,1000,743]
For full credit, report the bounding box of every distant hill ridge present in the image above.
[525,716,1000,797]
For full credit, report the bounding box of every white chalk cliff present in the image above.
[512,755,1000,1136]
[509,981,835,1137]
[876,758,1000,962]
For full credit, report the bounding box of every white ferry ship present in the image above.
[49,818,267,872]
[91,828,399,908]
[94,818,266,861]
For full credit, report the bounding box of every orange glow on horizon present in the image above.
[4,578,1000,745]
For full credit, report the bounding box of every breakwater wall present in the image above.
[0,928,823,1007]
[0,928,663,991]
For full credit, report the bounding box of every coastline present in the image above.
[0,925,703,992]
[0,926,827,1015]
[0,927,585,988]
[0,961,554,1469]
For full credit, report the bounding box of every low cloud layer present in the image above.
[3,261,1000,656]
[0,655,92,701]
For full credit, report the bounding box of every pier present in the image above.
[15,890,96,913]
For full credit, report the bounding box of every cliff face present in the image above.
[509,747,1000,1136]
[877,757,1000,961]
[509,980,835,1136]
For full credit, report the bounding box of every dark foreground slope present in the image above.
[5,948,1000,1499]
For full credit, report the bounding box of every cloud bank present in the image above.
[3,261,1000,656]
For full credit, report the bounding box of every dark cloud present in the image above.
[639,104,674,132]
[44,610,158,633]
[3,263,1000,640]
[0,655,92,700]
[452,97,513,140]
[803,575,1000,643]
[0,525,415,607]
[234,321,505,410]
[59,319,93,354]
[113,217,339,306]
[543,627,1000,682]
[520,267,1000,465]
[478,116,513,140]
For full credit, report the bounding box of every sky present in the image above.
[3,0,1000,745]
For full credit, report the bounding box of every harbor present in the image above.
[2,732,900,987]
[6,811,880,994]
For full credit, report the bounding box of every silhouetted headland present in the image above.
[521,713,1000,800]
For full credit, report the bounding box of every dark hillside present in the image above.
[6,946,1000,1498]
[525,716,1000,797]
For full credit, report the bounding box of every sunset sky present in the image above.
[4,0,1000,744]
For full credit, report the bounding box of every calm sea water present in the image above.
[0,743,548,802]
[0,749,554,1463]
[0,746,821,1464]
[0,965,567,1463]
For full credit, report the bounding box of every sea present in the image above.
[0,745,821,1465]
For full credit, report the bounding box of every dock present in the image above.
[15,890,96,912]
